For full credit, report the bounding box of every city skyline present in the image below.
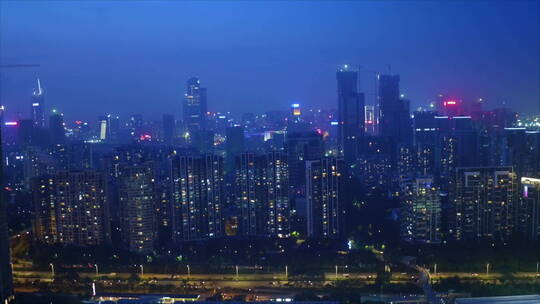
[1,1,540,303]
[1,1,539,121]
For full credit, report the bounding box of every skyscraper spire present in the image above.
[31,77,46,127]
[32,78,43,96]
[37,78,42,95]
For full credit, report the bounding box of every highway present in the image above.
[13,269,539,285]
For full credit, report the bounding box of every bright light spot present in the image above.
[140,134,152,141]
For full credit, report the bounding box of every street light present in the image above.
[187,264,191,278]
[140,264,144,277]
[434,264,437,276]
[335,265,338,280]
[235,265,239,280]
[95,264,99,277]
[486,263,490,276]
[49,263,55,280]
[285,265,288,281]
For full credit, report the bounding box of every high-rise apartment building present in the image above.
[171,154,223,241]
[400,177,441,243]
[518,177,540,240]
[32,170,110,246]
[235,151,290,237]
[306,157,343,238]
[117,162,155,253]
[451,167,517,241]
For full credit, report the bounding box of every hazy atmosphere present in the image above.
[1,1,539,121]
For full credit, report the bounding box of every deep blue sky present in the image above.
[1,1,539,122]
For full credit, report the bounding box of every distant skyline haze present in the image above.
[1,0,539,122]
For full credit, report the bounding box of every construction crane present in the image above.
[0,64,40,68]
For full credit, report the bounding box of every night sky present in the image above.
[1,1,539,122]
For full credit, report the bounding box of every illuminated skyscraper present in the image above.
[171,154,223,241]
[451,167,517,241]
[98,115,108,141]
[337,66,364,166]
[108,115,120,142]
[364,105,376,135]
[31,78,46,128]
[183,77,207,132]
[400,177,441,243]
[306,157,344,238]
[437,96,465,118]
[98,114,120,142]
[291,103,301,118]
[117,162,156,253]
[32,170,111,246]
